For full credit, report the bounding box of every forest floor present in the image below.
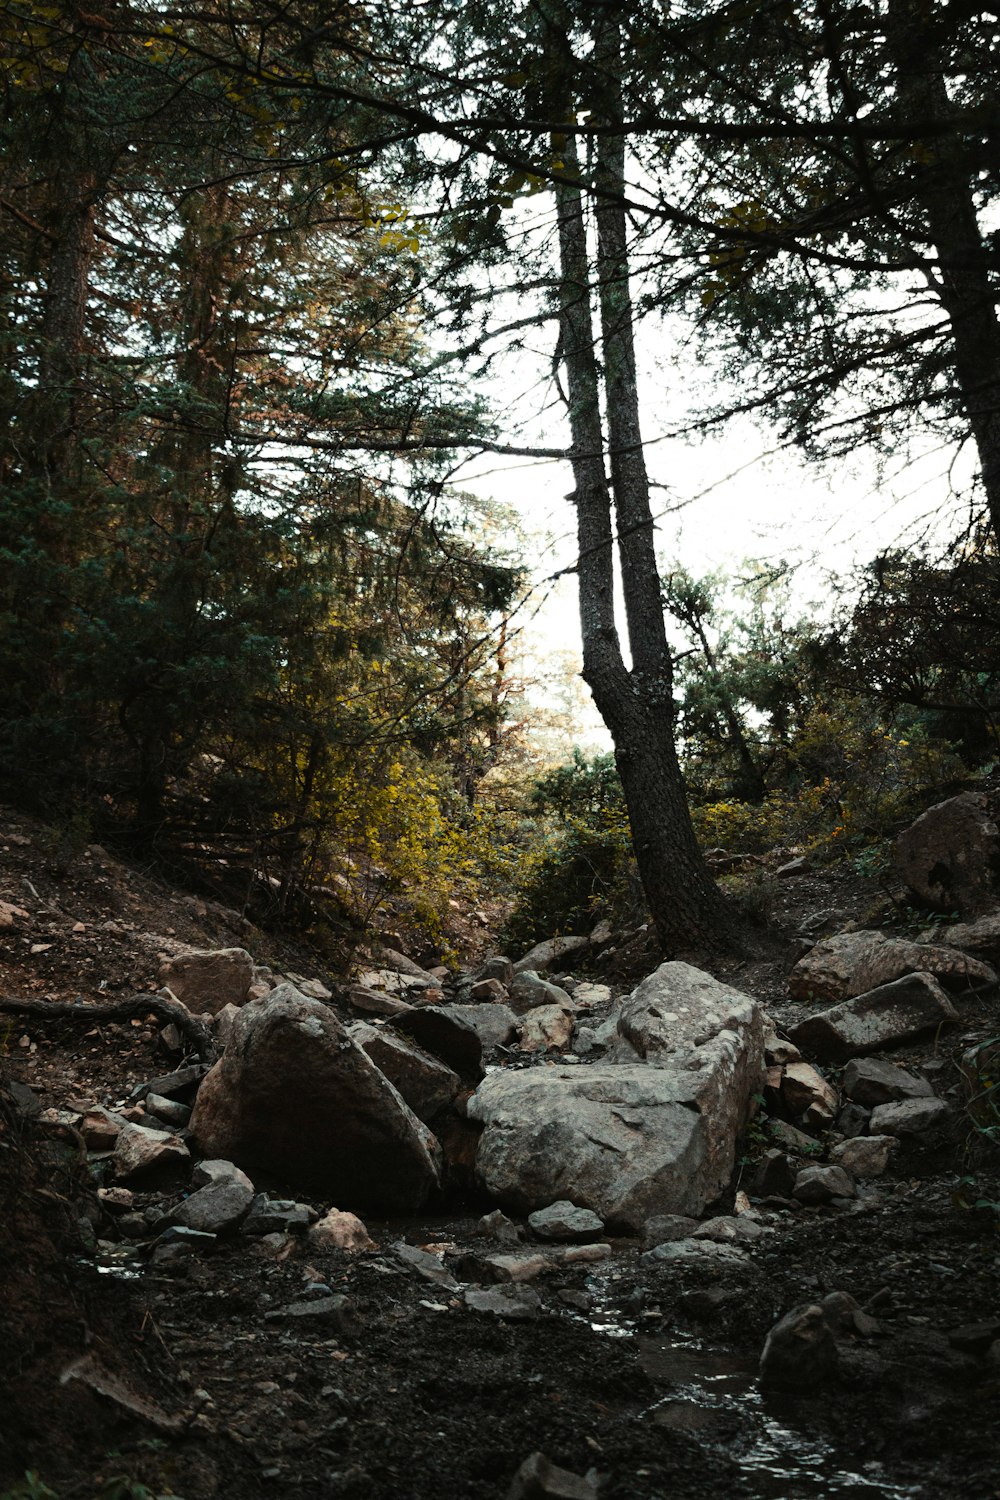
[1,805,998,1500]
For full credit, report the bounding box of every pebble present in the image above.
[527,1201,605,1242]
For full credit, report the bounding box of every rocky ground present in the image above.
[1,803,998,1500]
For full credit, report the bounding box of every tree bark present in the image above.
[887,0,1000,542]
[553,13,730,953]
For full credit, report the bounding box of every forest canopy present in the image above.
[3,0,999,953]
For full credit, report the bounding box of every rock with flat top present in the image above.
[469,963,764,1231]
[843,1057,934,1108]
[527,1201,604,1242]
[793,1165,856,1203]
[506,1451,598,1500]
[170,1177,253,1234]
[113,1123,190,1184]
[868,1096,955,1138]
[789,929,994,1004]
[830,1135,897,1178]
[464,1286,541,1320]
[189,984,441,1212]
[789,972,960,1063]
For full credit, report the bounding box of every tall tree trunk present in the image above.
[553,16,729,952]
[887,0,1000,542]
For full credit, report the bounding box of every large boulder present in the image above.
[468,963,765,1231]
[894,793,1000,914]
[158,947,254,1014]
[788,972,959,1063]
[189,984,441,1212]
[788,929,994,1004]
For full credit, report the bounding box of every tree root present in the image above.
[0,993,218,1064]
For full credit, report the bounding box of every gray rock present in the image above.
[170,1177,254,1234]
[759,1303,839,1389]
[144,1093,191,1128]
[506,1451,598,1500]
[793,1165,857,1203]
[485,1253,551,1283]
[789,972,960,1063]
[894,793,1000,913]
[470,978,509,1003]
[843,1057,935,1108]
[469,963,764,1230]
[527,1201,605,1242]
[446,1002,518,1052]
[789,928,995,1004]
[132,1064,208,1103]
[744,1149,796,1198]
[513,936,590,974]
[868,1096,955,1138]
[378,946,430,978]
[642,1238,748,1265]
[693,1214,764,1242]
[349,1021,462,1122]
[921,910,1000,963]
[393,1242,459,1290]
[191,1158,254,1192]
[641,1213,700,1247]
[348,986,416,1018]
[475,1209,522,1244]
[768,1120,823,1154]
[464,1286,541,1319]
[309,1209,375,1252]
[830,1135,897,1178]
[189,984,442,1212]
[835,1102,871,1139]
[113,1123,191,1184]
[477,955,515,986]
[158,947,254,1014]
[509,971,575,1016]
[392,1005,484,1083]
[268,1295,359,1335]
[242,1195,313,1236]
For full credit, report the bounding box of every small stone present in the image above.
[793,1165,857,1204]
[528,1201,605,1242]
[782,1062,838,1125]
[464,1286,541,1320]
[759,1303,839,1390]
[190,1159,255,1192]
[835,1102,871,1139]
[642,1213,700,1247]
[556,1243,613,1265]
[506,1450,598,1500]
[81,1107,124,1152]
[642,1239,748,1266]
[144,1093,191,1128]
[470,978,509,1002]
[269,1295,360,1335]
[764,1032,801,1066]
[475,1209,523,1244]
[744,1150,796,1199]
[242,1195,313,1236]
[693,1214,764,1242]
[512,935,590,975]
[393,1242,459,1290]
[171,1178,254,1235]
[97,1187,134,1214]
[767,1120,822,1154]
[509,971,576,1016]
[477,956,515,986]
[571,983,612,1008]
[309,1209,376,1253]
[830,1135,898,1179]
[485,1253,551,1283]
[777,856,810,879]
